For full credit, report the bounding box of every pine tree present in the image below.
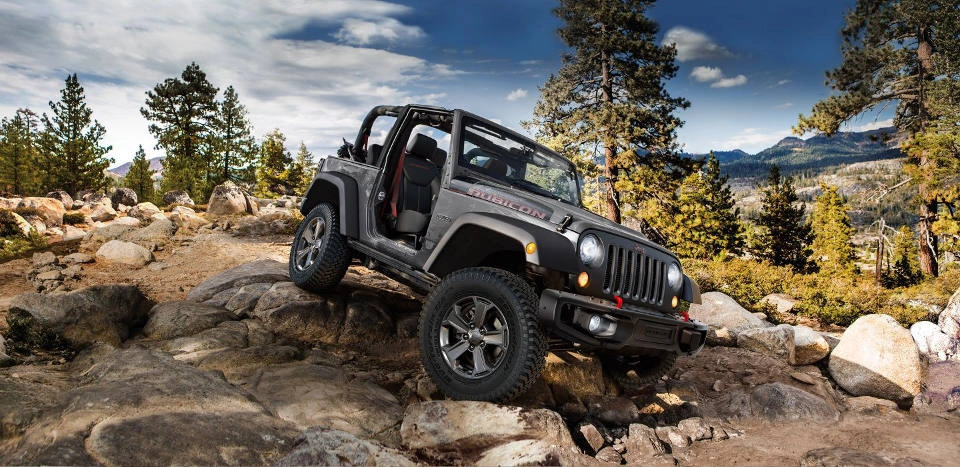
[649,153,743,259]
[211,85,257,187]
[255,129,293,197]
[751,165,811,272]
[885,225,922,287]
[141,63,219,200]
[124,146,155,203]
[526,0,694,223]
[289,142,316,195]
[39,74,113,195]
[795,0,960,277]
[0,109,41,196]
[810,183,855,276]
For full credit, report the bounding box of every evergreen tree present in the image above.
[211,85,257,187]
[810,183,855,276]
[141,63,218,200]
[526,0,694,223]
[289,142,316,195]
[124,146,155,203]
[39,74,113,195]
[256,129,293,197]
[750,165,811,272]
[0,109,41,196]
[885,225,922,287]
[649,153,743,258]
[795,0,960,277]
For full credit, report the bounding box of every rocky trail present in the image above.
[1,192,959,465]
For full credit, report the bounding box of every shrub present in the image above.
[62,211,86,225]
[0,229,47,263]
[0,210,23,237]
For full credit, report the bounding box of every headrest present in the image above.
[482,158,508,177]
[406,133,437,159]
[430,148,447,167]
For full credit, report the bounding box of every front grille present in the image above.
[601,244,665,305]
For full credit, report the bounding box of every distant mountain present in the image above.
[686,127,903,178]
[108,156,165,177]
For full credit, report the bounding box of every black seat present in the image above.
[391,134,440,234]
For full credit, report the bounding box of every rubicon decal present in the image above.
[466,187,550,220]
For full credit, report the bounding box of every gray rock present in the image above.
[46,190,73,207]
[586,396,640,425]
[187,259,288,303]
[162,190,194,206]
[110,187,138,209]
[224,283,273,316]
[737,324,796,363]
[829,314,925,404]
[939,288,960,339]
[122,217,175,244]
[61,265,82,279]
[750,383,839,422]
[143,301,236,340]
[18,197,65,226]
[844,396,900,415]
[0,334,12,366]
[676,417,713,441]
[580,423,605,453]
[89,202,117,222]
[595,446,622,463]
[35,270,63,282]
[707,326,737,346]
[32,251,57,268]
[207,181,256,216]
[162,320,249,354]
[61,225,85,241]
[911,320,957,361]
[340,294,395,344]
[82,224,135,247]
[655,425,691,451]
[759,293,797,313]
[241,363,403,436]
[169,206,208,229]
[61,252,94,264]
[400,400,574,450]
[624,423,666,463]
[688,292,767,334]
[7,285,152,348]
[793,325,832,365]
[275,427,415,467]
[96,240,153,266]
[128,201,161,220]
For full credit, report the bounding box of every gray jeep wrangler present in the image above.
[290,104,707,401]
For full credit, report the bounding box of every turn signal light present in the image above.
[577,271,590,288]
[525,242,537,255]
[671,296,679,308]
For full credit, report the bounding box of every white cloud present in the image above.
[334,17,425,46]
[777,79,791,86]
[506,88,527,101]
[662,26,733,62]
[715,127,792,152]
[0,0,461,164]
[774,102,794,109]
[690,66,723,82]
[845,118,895,132]
[710,74,747,88]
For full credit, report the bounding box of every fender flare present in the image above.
[299,172,359,238]
[681,275,702,304]
[424,213,580,277]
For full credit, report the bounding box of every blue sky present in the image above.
[0,0,892,165]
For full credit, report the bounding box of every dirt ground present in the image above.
[1,231,958,466]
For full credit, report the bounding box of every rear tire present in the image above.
[601,351,678,390]
[289,203,350,292]
[419,267,547,402]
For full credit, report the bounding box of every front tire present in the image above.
[419,267,547,402]
[289,203,350,292]
[601,351,678,390]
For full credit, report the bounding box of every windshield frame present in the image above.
[453,115,582,207]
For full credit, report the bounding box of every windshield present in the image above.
[458,119,581,206]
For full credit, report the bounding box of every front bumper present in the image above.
[538,289,707,355]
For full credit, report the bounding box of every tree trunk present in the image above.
[600,48,621,224]
[916,26,938,277]
[918,202,939,277]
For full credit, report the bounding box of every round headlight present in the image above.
[579,234,603,267]
[667,263,682,290]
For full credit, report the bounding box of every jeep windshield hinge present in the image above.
[556,214,573,233]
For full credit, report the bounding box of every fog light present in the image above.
[587,314,617,337]
[577,272,589,287]
[672,296,679,308]
[525,242,537,254]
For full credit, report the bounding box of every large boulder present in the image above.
[6,285,153,348]
[688,292,767,335]
[275,427,414,467]
[911,321,957,361]
[17,197,65,227]
[169,206,208,230]
[45,190,73,207]
[122,217,176,244]
[0,196,22,210]
[162,190,194,206]
[939,289,960,339]
[737,324,796,363]
[750,382,839,422]
[207,181,257,216]
[95,240,153,267]
[0,333,13,366]
[187,259,289,303]
[793,325,831,365]
[240,363,403,436]
[142,301,236,340]
[110,187,138,209]
[1,209,32,236]
[759,293,798,313]
[88,203,117,222]
[829,314,925,404]
[128,201,161,221]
